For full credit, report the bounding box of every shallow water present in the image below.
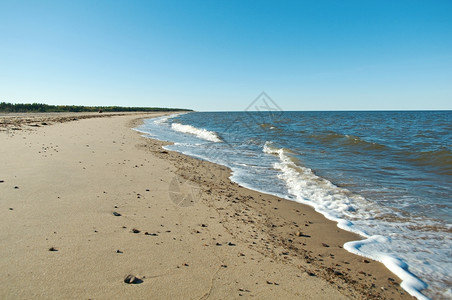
[137,111,452,299]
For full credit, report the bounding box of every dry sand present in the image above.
[0,112,413,299]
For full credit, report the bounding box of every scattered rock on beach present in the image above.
[113,212,121,216]
[131,228,140,233]
[0,180,4,183]
[322,243,330,247]
[124,274,142,284]
[14,186,19,189]
[49,247,58,251]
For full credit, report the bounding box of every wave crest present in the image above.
[263,141,429,300]
[171,123,223,143]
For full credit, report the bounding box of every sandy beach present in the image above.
[0,113,412,299]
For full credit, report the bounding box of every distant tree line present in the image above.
[0,102,192,113]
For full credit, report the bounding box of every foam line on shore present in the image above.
[345,239,428,300]
[262,141,429,300]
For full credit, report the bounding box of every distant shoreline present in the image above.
[0,102,192,113]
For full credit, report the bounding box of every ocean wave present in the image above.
[154,112,184,125]
[344,238,428,300]
[259,123,279,130]
[308,132,388,151]
[171,122,223,143]
[263,142,371,222]
[263,141,429,299]
[402,148,452,175]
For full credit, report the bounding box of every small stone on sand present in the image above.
[124,274,142,284]
[113,212,121,216]
[49,247,58,251]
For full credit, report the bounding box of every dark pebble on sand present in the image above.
[9,208,13,210]
[144,232,158,236]
[113,212,121,216]
[49,247,58,251]
[14,186,19,189]
[228,242,236,246]
[0,180,4,183]
[116,250,123,253]
[132,228,140,233]
[124,274,142,284]
[322,243,330,247]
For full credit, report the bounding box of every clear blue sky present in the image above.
[0,0,451,111]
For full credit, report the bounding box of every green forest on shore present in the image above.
[0,102,192,113]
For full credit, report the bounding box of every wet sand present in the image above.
[0,112,412,299]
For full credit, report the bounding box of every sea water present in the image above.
[136,111,451,299]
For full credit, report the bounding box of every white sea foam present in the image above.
[345,239,428,300]
[263,141,429,300]
[263,142,371,223]
[171,123,222,143]
[154,112,184,125]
